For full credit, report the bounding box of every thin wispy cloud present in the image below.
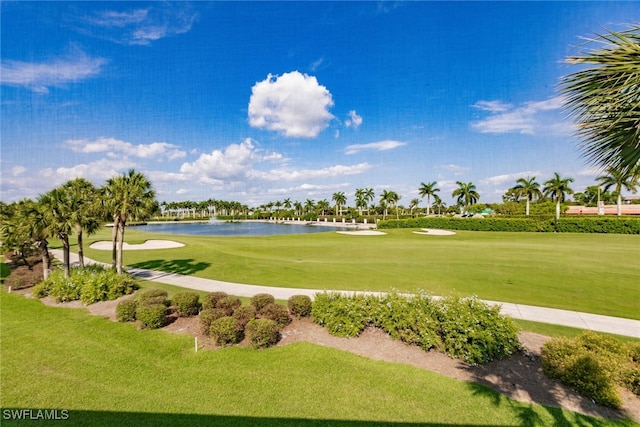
[436,164,469,176]
[65,137,186,161]
[473,100,513,113]
[344,140,405,155]
[345,110,363,129]
[481,171,542,186]
[0,48,106,93]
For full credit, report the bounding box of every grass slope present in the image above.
[1,291,635,426]
[79,227,640,319]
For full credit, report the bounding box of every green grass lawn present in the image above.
[76,227,640,320]
[1,291,636,427]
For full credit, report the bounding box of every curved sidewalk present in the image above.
[52,250,640,338]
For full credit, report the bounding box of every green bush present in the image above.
[136,303,168,329]
[217,295,242,316]
[288,295,312,318]
[210,316,241,346]
[172,291,200,317]
[245,318,280,349]
[202,291,228,310]
[115,298,138,322]
[199,308,228,336]
[233,305,257,329]
[260,303,291,327]
[312,292,374,337]
[251,293,275,313]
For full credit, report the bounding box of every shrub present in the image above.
[251,293,275,313]
[116,298,138,322]
[246,318,280,349]
[199,308,228,336]
[233,305,257,329]
[288,295,312,318]
[202,291,228,310]
[172,291,200,317]
[312,292,374,337]
[210,316,241,346]
[138,288,168,300]
[79,267,139,305]
[217,295,242,316]
[136,303,168,329]
[260,303,291,327]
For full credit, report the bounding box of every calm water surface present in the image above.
[134,221,343,236]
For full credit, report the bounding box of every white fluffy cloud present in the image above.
[65,137,186,160]
[344,140,405,155]
[248,71,335,138]
[481,171,542,186]
[180,139,259,182]
[471,97,570,135]
[345,110,363,129]
[253,163,372,182]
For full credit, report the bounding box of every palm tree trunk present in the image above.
[526,197,530,216]
[426,196,431,216]
[76,224,85,269]
[617,193,622,216]
[111,217,118,270]
[555,200,561,221]
[116,222,125,275]
[40,241,51,280]
[62,235,71,278]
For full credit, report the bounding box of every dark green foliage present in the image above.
[245,318,280,349]
[202,291,228,310]
[260,303,291,327]
[115,298,138,322]
[251,293,275,313]
[311,292,374,337]
[136,303,168,329]
[32,266,138,303]
[209,316,241,346]
[199,308,228,336]
[138,288,169,304]
[288,294,312,318]
[233,305,257,329]
[172,291,200,317]
[217,295,242,316]
[541,331,640,408]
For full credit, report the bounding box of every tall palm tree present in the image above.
[317,199,330,216]
[355,188,366,216]
[102,170,156,274]
[363,188,375,214]
[39,187,75,278]
[451,181,480,214]
[409,198,420,216]
[332,192,347,216]
[380,190,400,220]
[432,195,446,216]
[561,25,640,176]
[510,177,543,216]
[596,165,640,216]
[62,178,100,268]
[543,173,574,221]
[418,181,440,216]
[304,199,315,214]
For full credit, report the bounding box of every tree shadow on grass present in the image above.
[0,409,527,427]
[129,259,210,276]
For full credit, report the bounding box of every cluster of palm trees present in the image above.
[0,170,156,279]
[159,199,249,219]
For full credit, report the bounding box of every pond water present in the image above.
[134,220,344,236]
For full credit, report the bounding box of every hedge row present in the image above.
[311,292,521,365]
[542,331,640,408]
[378,216,640,234]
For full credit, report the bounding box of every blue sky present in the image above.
[1,1,638,207]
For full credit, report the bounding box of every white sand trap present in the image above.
[412,228,456,236]
[89,240,185,250]
[337,230,387,236]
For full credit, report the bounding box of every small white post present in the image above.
[195,336,198,352]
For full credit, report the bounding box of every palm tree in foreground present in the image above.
[63,178,100,268]
[543,173,574,221]
[561,25,640,176]
[451,181,479,215]
[418,181,440,216]
[332,192,347,216]
[596,165,640,216]
[39,188,74,278]
[511,177,543,216]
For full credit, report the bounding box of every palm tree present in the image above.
[102,170,156,274]
[510,177,543,216]
[418,181,440,216]
[316,199,330,216]
[62,178,100,268]
[409,198,420,216]
[39,187,75,278]
[332,192,347,216]
[355,188,366,216]
[451,181,480,214]
[543,173,574,221]
[561,25,640,176]
[380,190,400,220]
[304,199,315,214]
[363,188,374,215]
[596,165,640,216]
[432,195,446,216]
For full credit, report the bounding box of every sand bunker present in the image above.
[336,230,387,236]
[412,228,456,236]
[89,240,184,250]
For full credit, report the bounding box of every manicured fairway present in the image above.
[80,227,640,320]
[1,292,635,426]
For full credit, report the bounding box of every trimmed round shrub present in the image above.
[251,293,275,313]
[210,316,241,346]
[246,318,280,349]
[233,305,257,329]
[116,298,138,322]
[202,291,228,310]
[288,295,312,318]
[260,303,291,327]
[217,295,242,316]
[136,303,168,329]
[173,291,200,317]
[138,289,170,306]
[199,308,228,336]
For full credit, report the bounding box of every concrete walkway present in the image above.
[51,250,640,338]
